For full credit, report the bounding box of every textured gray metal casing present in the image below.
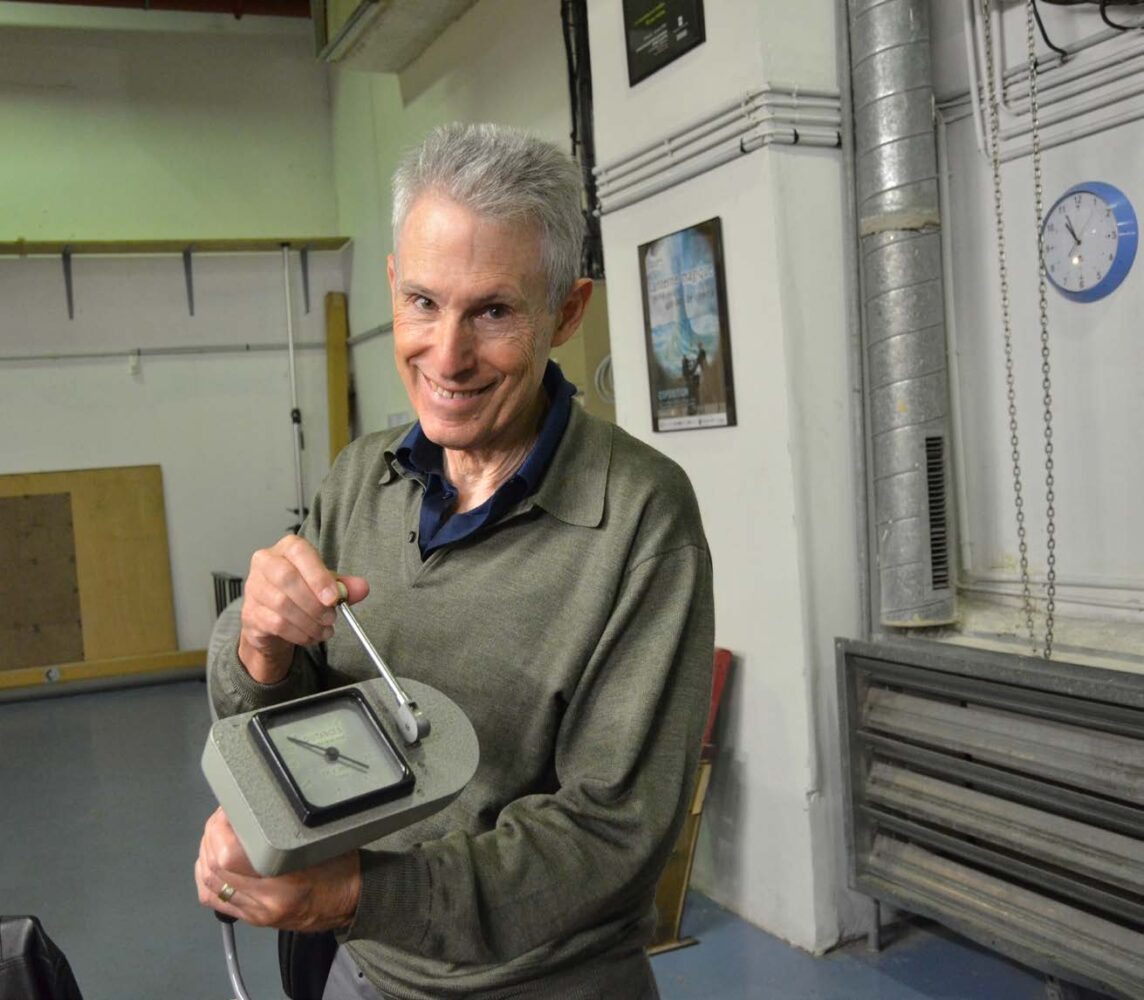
[849,0,957,627]
[836,637,1144,999]
[201,678,478,876]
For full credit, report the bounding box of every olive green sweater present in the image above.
[208,403,715,999]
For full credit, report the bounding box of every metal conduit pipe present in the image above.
[594,84,840,178]
[849,0,957,627]
[594,88,841,199]
[598,104,842,192]
[598,110,841,201]
[597,127,841,216]
[0,341,326,364]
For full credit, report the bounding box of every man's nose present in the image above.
[433,313,476,377]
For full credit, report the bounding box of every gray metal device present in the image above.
[202,676,478,876]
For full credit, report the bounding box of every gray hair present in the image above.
[392,123,585,311]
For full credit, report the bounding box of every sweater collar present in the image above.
[530,401,610,528]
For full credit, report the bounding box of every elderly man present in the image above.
[196,123,714,1000]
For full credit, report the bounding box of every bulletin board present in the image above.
[0,465,199,692]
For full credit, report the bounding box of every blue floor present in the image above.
[1,680,1052,999]
[654,894,1047,1000]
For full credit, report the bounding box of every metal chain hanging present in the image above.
[1024,0,1058,659]
[979,0,1057,659]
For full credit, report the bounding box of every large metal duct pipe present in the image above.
[849,0,957,627]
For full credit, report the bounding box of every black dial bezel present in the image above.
[249,688,415,828]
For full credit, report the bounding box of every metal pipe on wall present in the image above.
[849,0,957,627]
[281,244,307,530]
[837,0,875,640]
[0,341,326,364]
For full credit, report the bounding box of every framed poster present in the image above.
[623,0,706,87]
[638,217,736,432]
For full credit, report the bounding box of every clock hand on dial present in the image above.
[286,735,369,771]
[1064,216,1082,248]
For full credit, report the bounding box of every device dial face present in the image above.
[1041,182,1137,302]
[252,691,414,826]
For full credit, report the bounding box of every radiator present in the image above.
[837,638,1144,998]
[211,571,244,619]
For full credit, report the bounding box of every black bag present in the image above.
[0,915,83,1000]
[278,929,338,1000]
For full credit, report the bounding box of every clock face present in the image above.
[251,690,414,827]
[1041,182,1137,302]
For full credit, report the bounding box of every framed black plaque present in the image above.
[623,0,706,86]
[638,217,736,432]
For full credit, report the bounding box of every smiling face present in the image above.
[388,193,589,469]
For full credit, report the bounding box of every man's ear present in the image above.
[551,279,594,349]
[387,254,398,301]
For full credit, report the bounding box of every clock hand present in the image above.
[1064,216,1082,248]
[286,735,369,771]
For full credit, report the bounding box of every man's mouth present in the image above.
[424,374,490,400]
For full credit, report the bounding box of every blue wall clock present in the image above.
[1041,181,1137,303]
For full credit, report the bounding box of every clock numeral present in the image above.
[1074,195,1082,209]
[1079,276,1086,289]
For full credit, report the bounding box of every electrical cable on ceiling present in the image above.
[1032,0,1070,58]
[1100,0,1144,29]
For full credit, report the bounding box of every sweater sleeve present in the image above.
[343,538,715,964]
[206,502,330,721]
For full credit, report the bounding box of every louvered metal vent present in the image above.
[925,436,949,590]
[837,638,1144,999]
[212,571,243,619]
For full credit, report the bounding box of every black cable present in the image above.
[1032,0,1070,59]
[1100,0,1138,29]
[560,0,579,155]
[560,0,605,279]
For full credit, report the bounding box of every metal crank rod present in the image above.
[335,582,430,745]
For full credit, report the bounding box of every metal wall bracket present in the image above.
[183,244,196,317]
[300,243,311,314]
[62,245,74,320]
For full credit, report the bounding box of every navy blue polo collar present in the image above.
[395,361,577,556]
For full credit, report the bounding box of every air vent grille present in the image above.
[925,435,949,590]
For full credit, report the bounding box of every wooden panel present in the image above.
[0,649,205,692]
[0,466,177,661]
[0,493,83,670]
[550,282,615,423]
[649,760,713,953]
[326,291,351,462]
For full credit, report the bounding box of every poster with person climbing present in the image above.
[638,216,736,432]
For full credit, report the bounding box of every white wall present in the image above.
[0,253,346,651]
[932,3,1144,630]
[330,0,572,430]
[589,0,863,952]
[0,14,346,651]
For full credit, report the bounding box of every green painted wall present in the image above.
[0,22,337,240]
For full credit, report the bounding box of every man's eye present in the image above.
[411,295,434,310]
[481,304,509,320]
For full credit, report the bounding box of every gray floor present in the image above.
[1,680,1053,999]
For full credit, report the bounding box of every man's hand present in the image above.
[238,534,369,684]
[194,808,361,932]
